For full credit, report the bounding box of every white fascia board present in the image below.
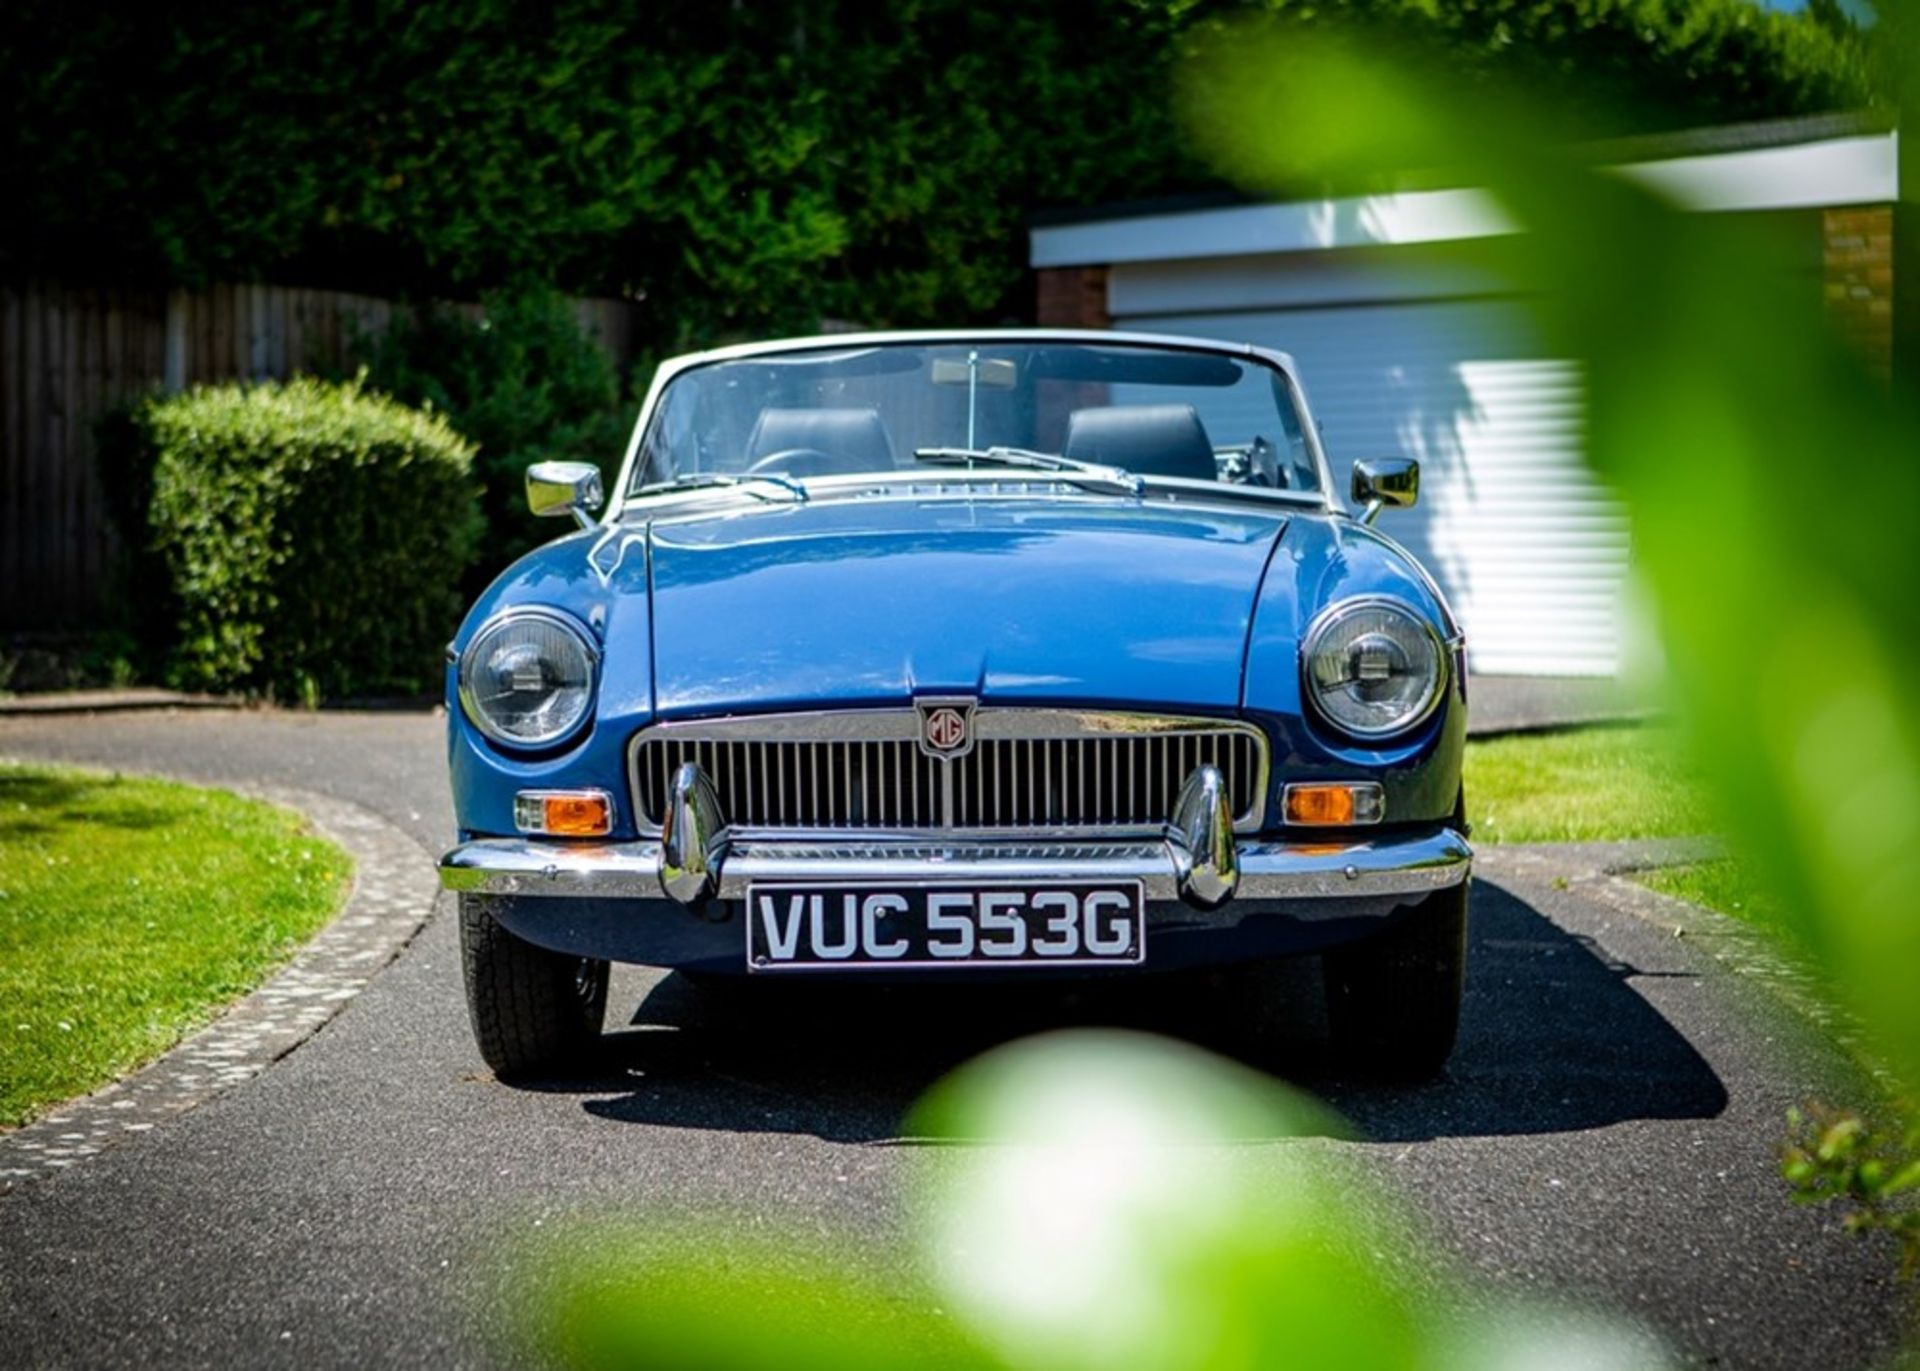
[1031,189,1516,268]
[1031,132,1897,268]
[1615,132,1896,212]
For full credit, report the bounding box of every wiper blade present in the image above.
[640,473,809,503]
[915,444,1088,473]
[911,446,1143,496]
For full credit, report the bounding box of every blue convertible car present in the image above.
[440,330,1471,1079]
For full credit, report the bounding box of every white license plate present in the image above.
[744,881,1145,971]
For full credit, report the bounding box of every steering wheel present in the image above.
[745,447,838,477]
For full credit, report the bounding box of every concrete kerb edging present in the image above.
[1464,708,1662,741]
[0,689,244,717]
[0,769,443,1194]
[1476,839,1886,1082]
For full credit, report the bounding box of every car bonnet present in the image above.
[639,495,1288,715]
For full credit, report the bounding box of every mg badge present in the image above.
[916,697,977,760]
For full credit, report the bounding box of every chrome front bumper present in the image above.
[438,826,1472,906]
[442,760,1470,914]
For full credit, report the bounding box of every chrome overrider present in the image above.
[1170,765,1239,908]
[439,761,1472,910]
[658,761,726,906]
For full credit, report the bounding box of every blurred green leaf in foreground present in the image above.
[1182,11,1920,1092]
[518,1032,1670,1370]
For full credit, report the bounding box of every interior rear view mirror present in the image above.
[931,356,1018,388]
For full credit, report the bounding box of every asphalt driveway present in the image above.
[0,709,1908,1368]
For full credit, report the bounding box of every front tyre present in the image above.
[1321,882,1468,1082]
[458,893,609,1078]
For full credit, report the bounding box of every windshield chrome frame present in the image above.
[604,329,1341,521]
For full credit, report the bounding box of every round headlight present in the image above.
[1302,598,1445,740]
[459,609,598,748]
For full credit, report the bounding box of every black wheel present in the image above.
[1321,882,1468,1082]
[458,893,609,1078]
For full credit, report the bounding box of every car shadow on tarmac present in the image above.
[542,879,1727,1145]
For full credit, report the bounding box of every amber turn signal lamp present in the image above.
[514,789,614,837]
[1283,782,1385,827]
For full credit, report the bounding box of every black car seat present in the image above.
[744,407,896,476]
[1063,404,1218,482]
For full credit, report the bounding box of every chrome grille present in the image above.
[636,737,943,831]
[630,711,1266,834]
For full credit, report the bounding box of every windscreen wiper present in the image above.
[639,473,809,503]
[912,446,1144,496]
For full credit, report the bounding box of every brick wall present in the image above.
[1034,267,1111,329]
[1823,206,1893,381]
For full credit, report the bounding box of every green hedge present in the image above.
[110,377,480,702]
[350,287,630,580]
[0,1,1875,346]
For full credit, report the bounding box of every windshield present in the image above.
[627,340,1324,497]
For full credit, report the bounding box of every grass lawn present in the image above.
[1463,723,1711,845]
[1463,724,1803,951]
[1638,858,1784,938]
[0,763,351,1127]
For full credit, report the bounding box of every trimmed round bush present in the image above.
[123,375,480,701]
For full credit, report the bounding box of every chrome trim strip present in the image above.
[625,708,1271,837]
[631,707,1266,743]
[439,826,1471,905]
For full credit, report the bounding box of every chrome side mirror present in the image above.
[1352,457,1419,525]
[526,461,604,530]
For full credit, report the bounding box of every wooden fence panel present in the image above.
[0,283,645,631]
[0,286,168,630]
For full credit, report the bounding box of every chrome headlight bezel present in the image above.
[1300,596,1447,742]
[457,607,600,751]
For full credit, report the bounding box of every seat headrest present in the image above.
[744,407,896,475]
[1063,404,1217,482]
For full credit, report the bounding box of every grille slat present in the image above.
[635,714,1264,834]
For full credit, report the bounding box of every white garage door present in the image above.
[1116,299,1629,677]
